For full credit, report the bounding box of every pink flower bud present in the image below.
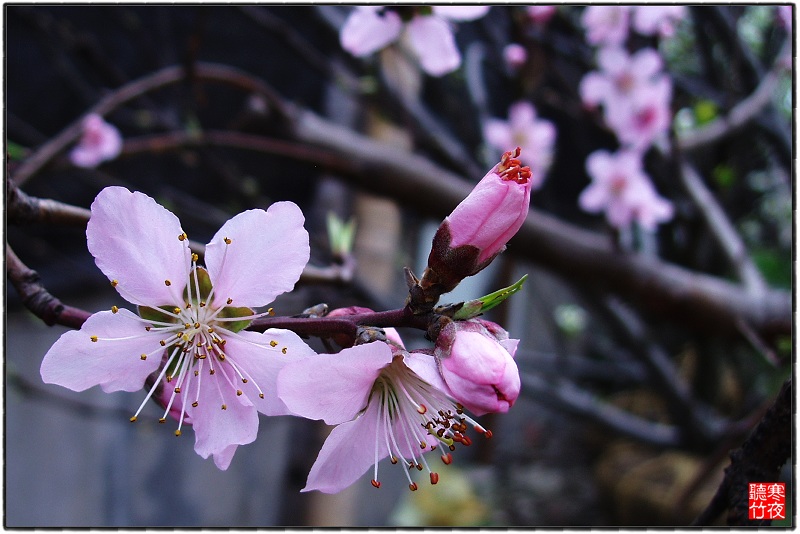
[424,148,532,296]
[434,319,521,416]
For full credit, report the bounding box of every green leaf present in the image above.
[217,306,254,333]
[453,274,528,320]
[138,305,181,326]
[7,141,28,161]
[693,100,718,125]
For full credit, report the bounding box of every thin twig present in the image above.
[6,244,92,329]
[7,178,92,227]
[678,162,767,293]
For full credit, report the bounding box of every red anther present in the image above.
[449,444,456,451]
[461,436,473,446]
[416,463,423,471]
[484,430,493,439]
[371,479,381,489]
[417,404,427,414]
[390,456,399,464]
[409,482,418,491]
[474,425,485,434]
[441,452,453,465]
[430,473,440,485]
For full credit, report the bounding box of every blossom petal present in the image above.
[302,402,383,493]
[340,7,402,57]
[278,342,393,425]
[188,363,259,470]
[406,16,461,76]
[432,6,490,21]
[87,186,191,306]
[40,309,163,393]
[205,202,309,308]
[222,328,316,416]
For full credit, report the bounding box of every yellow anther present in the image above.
[236,390,243,396]
[90,336,98,342]
[174,430,181,437]
[282,347,288,354]
[242,378,248,384]
[210,369,215,375]
[140,354,147,360]
[178,233,188,241]
[194,370,199,376]
[165,280,172,286]
[191,253,199,262]
[110,279,119,287]
[224,237,232,245]
[166,376,172,383]
[111,306,119,314]
[270,340,278,347]
[268,308,275,316]
[226,298,233,304]
[221,404,227,410]
[192,402,199,407]
[145,326,152,331]
[185,302,192,309]
[129,416,137,423]
[207,327,214,333]
[174,387,181,393]
[194,322,200,328]
[219,354,226,361]
[159,418,166,424]
[200,301,206,307]
[259,393,264,399]
[173,307,181,314]
[184,323,191,329]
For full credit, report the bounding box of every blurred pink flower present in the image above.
[433,319,520,416]
[278,342,490,493]
[581,5,632,47]
[632,6,687,38]
[778,5,792,31]
[605,75,673,151]
[579,47,664,109]
[69,113,122,168]
[40,186,314,469]
[483,101,556,189]
[503,43,528,70]
[339,6,489,76]
[579,149,673,230]
[527,5,557,25]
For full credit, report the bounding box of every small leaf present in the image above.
[217,306,254,333]
[453,274,528,320]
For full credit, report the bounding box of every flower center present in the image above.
[497,147,532,184]
[368,355,491,491]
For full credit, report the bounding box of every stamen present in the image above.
[110,279,119,287]
[111,306,119,314]
[165,280,172,286]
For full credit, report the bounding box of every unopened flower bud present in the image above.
[433,319,521,416]
[408,150,532,314]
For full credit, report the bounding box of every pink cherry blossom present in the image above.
[579,47,664,109]
[632,6,687,39]
[69,113,122,168]
[605,75,673,151]
[433,319,521,416]
[503,43,528,70]
[578,149,673,230]
[483,102,556,189]
[339,6,403,57]
[527,5,557,26]
[277,342,490,493]
[339,6,489,76]
[40,186,315,469]
[581,5,632,47]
